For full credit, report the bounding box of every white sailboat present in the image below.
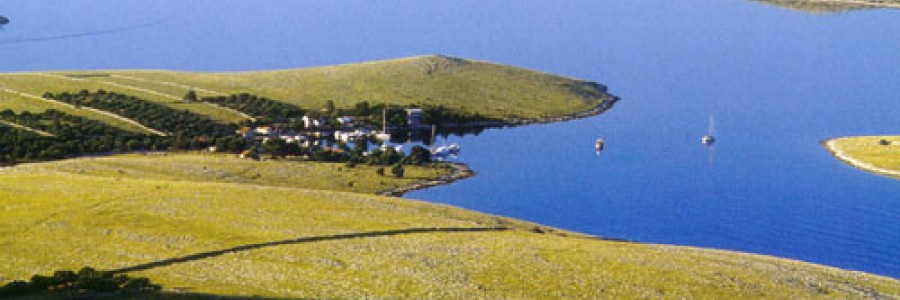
[430,125,460,160]
[701,115,716,145]
[375,107,391,141]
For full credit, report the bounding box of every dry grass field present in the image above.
[826,136,900,179]
[1,154,898,299]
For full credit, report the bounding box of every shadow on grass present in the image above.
[109,227,509,274]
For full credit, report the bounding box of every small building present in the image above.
[237,127,256,140]
[335,116,356,126]
[405,108,423,128]
[302,115,325,129]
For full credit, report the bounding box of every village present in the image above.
[231,107,460,161]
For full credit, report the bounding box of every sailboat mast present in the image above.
[709,115,715,136]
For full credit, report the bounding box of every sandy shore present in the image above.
[823,138,900,179]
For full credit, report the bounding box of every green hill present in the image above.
[1,154,898,299]
[0,55,613,132]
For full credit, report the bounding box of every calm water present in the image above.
[2,0,898,277]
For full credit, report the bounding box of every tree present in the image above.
[391,163,404,178]
[263,138,287,159]
[325,100,336,116]
[183,90,198,102]
[376,167,385,176]
[879,139,891,146]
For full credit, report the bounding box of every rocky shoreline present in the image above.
[433,95,620,130]
[377,163,476,197]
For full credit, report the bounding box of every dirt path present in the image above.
[110,74,226,96]
[0,85,167,136]
[45,74,254,121]
[0,120,54,137]
[823,138,900,178]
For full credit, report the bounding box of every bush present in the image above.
[879,139,891,146]
[376,167,385,176]
[0,267,160,297]
[391,163,405,178]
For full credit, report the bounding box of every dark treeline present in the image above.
[0,109,249,166]
[44,89,236,138]
[1,109,125,138]
[342,101,499,128]
[201,93,307,124]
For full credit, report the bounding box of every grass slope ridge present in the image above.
[2,154,898,299]
[79,55,611,121]
[824,136,900,179]
[754,0,900,12]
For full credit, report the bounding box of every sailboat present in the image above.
[374,107,391,141]
[430,125,460,160]
[701,115,716,145]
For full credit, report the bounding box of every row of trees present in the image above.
[0,109,125,139]
[200,93,308,122]
[261,138,431,166]
[44,90,235,138]
[0,109,254,166]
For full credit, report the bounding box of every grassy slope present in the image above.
[0,73,248,125]
[83,55,609,120]
[1,56,610,132]
[2,155,898,299]
[828,136,900,177]
[754,0,900,12]
[21,154,452,194]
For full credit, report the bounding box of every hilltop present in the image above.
[0,55,614,130]
[2,154,898,298]
[754,0,900,12]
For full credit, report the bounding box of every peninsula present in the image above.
[824,136,900,179]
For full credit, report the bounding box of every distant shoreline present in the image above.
[822,137,900,179]
[377,162,475,197]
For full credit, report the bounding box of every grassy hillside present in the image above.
[2,154,898,299]
[0,56,612,132]
[825,136,900,179]
[754,0,900,12]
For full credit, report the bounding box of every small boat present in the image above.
[0,16,9,25]
[595,138,605,151]
[702,115,716,146]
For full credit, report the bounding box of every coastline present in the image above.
[822,137,900,179]
[430,95,620,130]
[377,96,618,197]
[377,162,475,197]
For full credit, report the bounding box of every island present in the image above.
[754,0,900,12]
[824,136,900,179]
[1,57,899,298]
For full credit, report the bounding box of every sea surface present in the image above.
[1,0,898,277]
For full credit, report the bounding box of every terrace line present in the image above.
[42,73,254,121]
[0,85,167,136]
